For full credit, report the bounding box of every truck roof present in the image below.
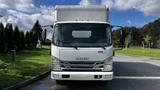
[55,5,109,10]
[54,21,110,25]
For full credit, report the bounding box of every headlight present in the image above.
[52,56,62,71]
[103,57,113,71]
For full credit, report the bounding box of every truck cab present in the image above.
[51,5,113,83]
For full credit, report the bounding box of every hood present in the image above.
[59,46,113,61]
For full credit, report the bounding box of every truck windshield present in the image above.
[52,23,112,47]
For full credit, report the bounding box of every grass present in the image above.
[116,47,160,59]
[0,46,51,89]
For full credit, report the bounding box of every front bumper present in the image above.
[51,71,113,81]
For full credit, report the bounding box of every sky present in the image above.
[0,0,159,37]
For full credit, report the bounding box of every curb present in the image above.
[2,70,51,90]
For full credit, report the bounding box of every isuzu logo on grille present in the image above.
[76,57,90,60]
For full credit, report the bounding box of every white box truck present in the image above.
[51,5,113,84]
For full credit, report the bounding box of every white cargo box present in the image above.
[55,5,109,22]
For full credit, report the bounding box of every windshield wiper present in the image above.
[73,46,78,50]
[70,44,78,50]
[99,46,106,50]
[70,42,80,50]
[101,46,106,50]
[96,44,106,50]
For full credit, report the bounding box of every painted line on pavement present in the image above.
[114,76,160,80]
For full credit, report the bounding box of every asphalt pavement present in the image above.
[21,55,160,90]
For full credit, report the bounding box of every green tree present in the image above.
[31,20,43,41]
[20,31,25,49]
[156,35,160,48]
[142,19,160,47]
[143,35,152,48]
[125,31,132,48]
[0,23,4,52]
[131,28,142,46]
[4,23,14,51]
[29,31,34,48]
[25,31,30,48]
[13,26,20,50]
[32,32,38,48]
[113,18,160,48]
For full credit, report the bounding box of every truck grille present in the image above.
[60,61,104,71]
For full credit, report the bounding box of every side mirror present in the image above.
[50,25,53,28]
[42,29,47,43]
[41,24,54,43]
[111,25,125,49]
[110,25,123,32]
